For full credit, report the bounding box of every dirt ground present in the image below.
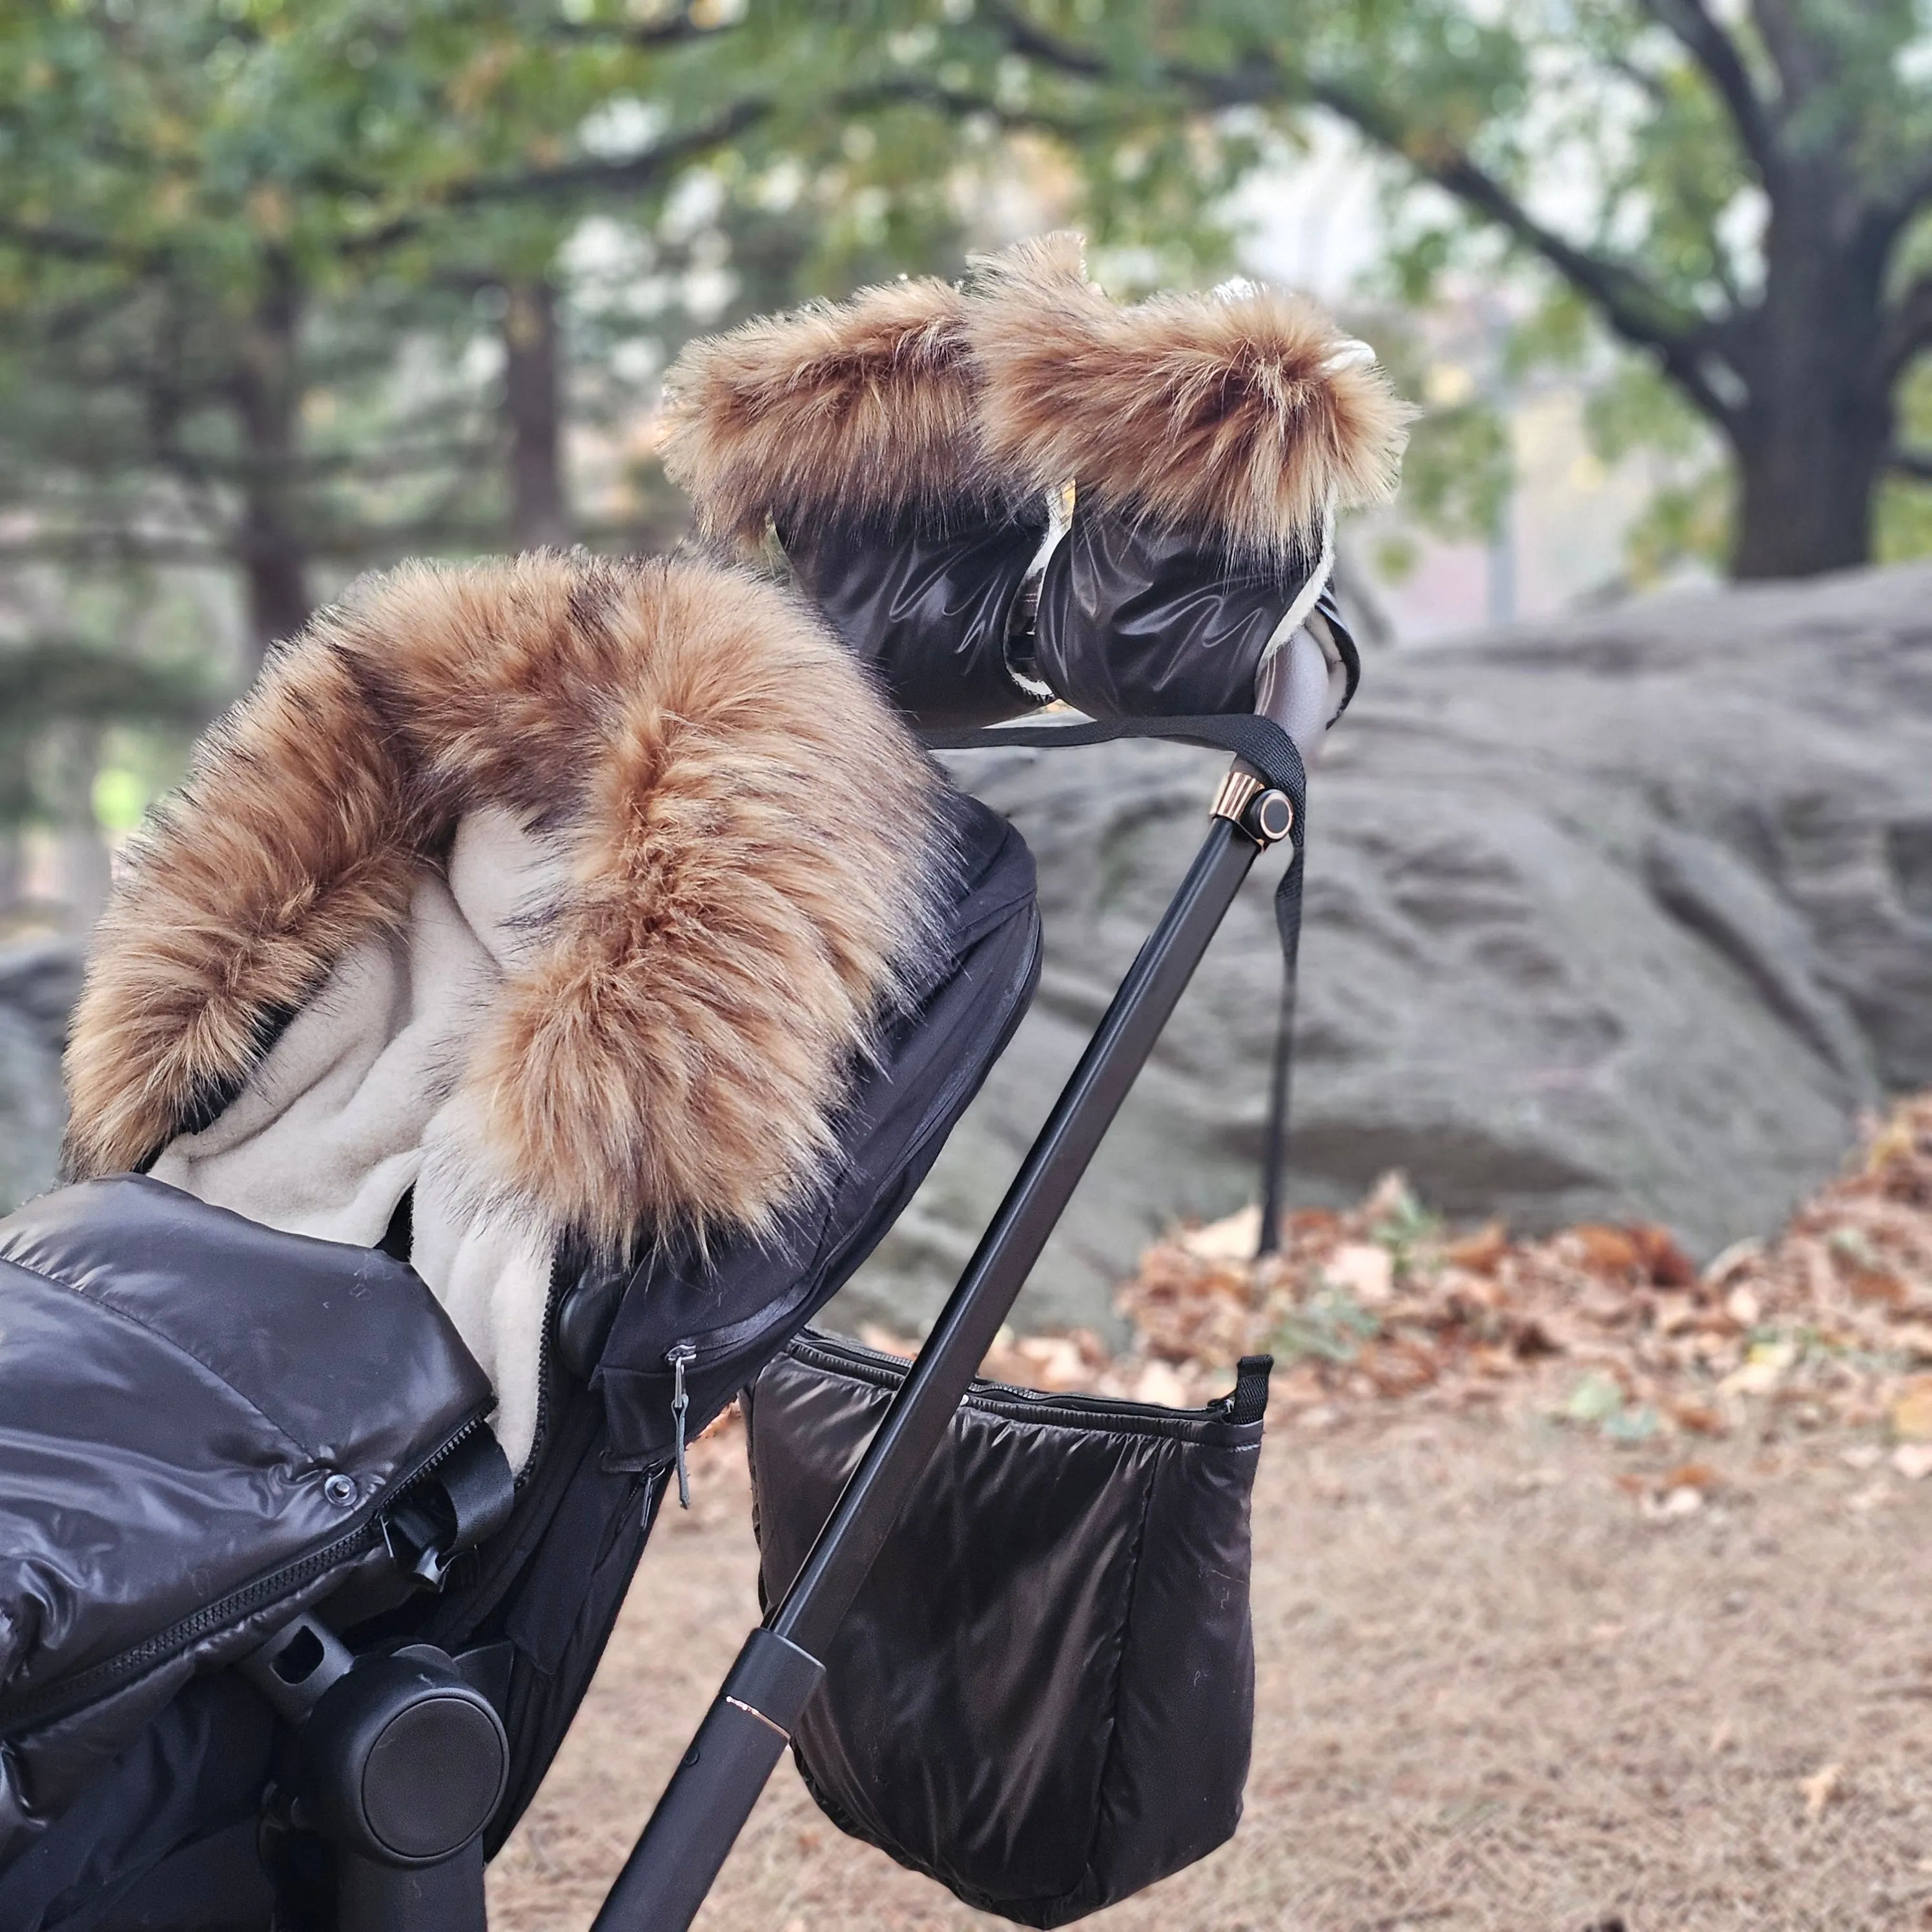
[488,1408,1932,1932]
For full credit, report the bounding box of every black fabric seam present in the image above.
[1029,1446,1164,1924]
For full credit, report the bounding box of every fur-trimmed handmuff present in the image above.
[967,232,1410,569]
[966,234,1412,722]
[63,551,941,1251]
[659,278,1050,728]
[661,236,1410,728]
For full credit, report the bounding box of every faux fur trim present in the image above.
[63,552,941,1251]
[659,275,986,546]
[968,232,1414,564]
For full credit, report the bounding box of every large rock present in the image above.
[830,562,1932,1337]
[0,939,81,1211]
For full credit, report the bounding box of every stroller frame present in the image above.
[581,751,1300,1932]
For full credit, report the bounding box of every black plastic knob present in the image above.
[1245,789,1295,844]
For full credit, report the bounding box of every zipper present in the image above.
[513,1269,563,1492]
[666,1342,697,1508]
[782,1330,1255,1438]
[0,1407,493,1740]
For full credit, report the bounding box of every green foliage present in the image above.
[902,1,1932,577]
[0,636,217,831]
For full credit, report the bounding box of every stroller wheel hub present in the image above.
[297,1645,509,1867]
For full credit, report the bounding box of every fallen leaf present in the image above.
[1721,1339,1798,1397]
[1631,1223,1698,1286]
[1848,1267,1909,1307]
[1893,1443,1932,1481]
[1176,1206,1262,1263]
[1703,1237,1764,1288]
[1892,1381,1932,1442]
[1709,1718,1734,1754]
[1129,1361,1191,1408]
[1324,1242,1394,1307]
[1444,1221,1508,1273]
[1662,1461,1720,1492]
[1572,1225,1643,1276]
[1724,1284,1762,1328]
[1800,1762,1843,1818]
[1669,1397,1727,1436]
[1653,1292,1697,1336]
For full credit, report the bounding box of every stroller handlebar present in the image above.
[1254,614,1345,768]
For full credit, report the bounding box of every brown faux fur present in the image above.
[968,233,1413,563]
[63,552,941,1251]
[658,274,986,546]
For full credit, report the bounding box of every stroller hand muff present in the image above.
[661,231,1409,728]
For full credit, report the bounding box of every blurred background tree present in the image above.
[911,0,1932,581]
[3,0,1931,936]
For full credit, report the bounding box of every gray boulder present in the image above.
[831,562,1932,1337]
[0,939,81,1211]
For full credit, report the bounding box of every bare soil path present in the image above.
[488,1411,1932,1932]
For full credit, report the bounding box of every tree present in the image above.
[918,0,1932,581]
[0,1,783,666]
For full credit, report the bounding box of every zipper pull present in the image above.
[668,1343,697,1509]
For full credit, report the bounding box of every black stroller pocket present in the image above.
[744,1330,1270,1928]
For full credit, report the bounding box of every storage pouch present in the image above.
[743,1330,1270,1928]
[0,1175,495,1853]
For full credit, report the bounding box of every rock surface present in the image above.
[0,939,81,1211]
[832,562,1932,1336]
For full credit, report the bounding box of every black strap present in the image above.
[923,710,1307,1259]
[921,709,1306,804]
[1230,1354,1274,1425]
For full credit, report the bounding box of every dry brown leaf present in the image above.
[1662,1461,1720,1493]
[1572,1225,1644,1276]
[1444,1222,1508,1273]
[1891,1381,1932,1441]
[1800,1762,1844,1818]
[1325,1242,1395,1307]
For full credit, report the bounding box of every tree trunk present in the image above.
[231,256,312,673]
[502,280,571,551]
[1727,174,1893,580]
[48,724,111,936]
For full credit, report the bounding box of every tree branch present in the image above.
[1880,271,1932,380]
[0,217,154,267]
[981,3,1107,79]
[985,15,1743,427]
[344,96,773,254]
[849,74,1111,143]
[1887,444,1932,481]
[1638,0,1779,179]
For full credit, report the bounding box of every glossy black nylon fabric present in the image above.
[745,1335,1266,1927]
[1032,506,1317,719]
[0,1180,493,1860]
[780,506,1050,729]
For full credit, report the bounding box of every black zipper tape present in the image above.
[0,1406,495,1739]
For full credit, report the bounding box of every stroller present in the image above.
[0,236,1406,1931]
